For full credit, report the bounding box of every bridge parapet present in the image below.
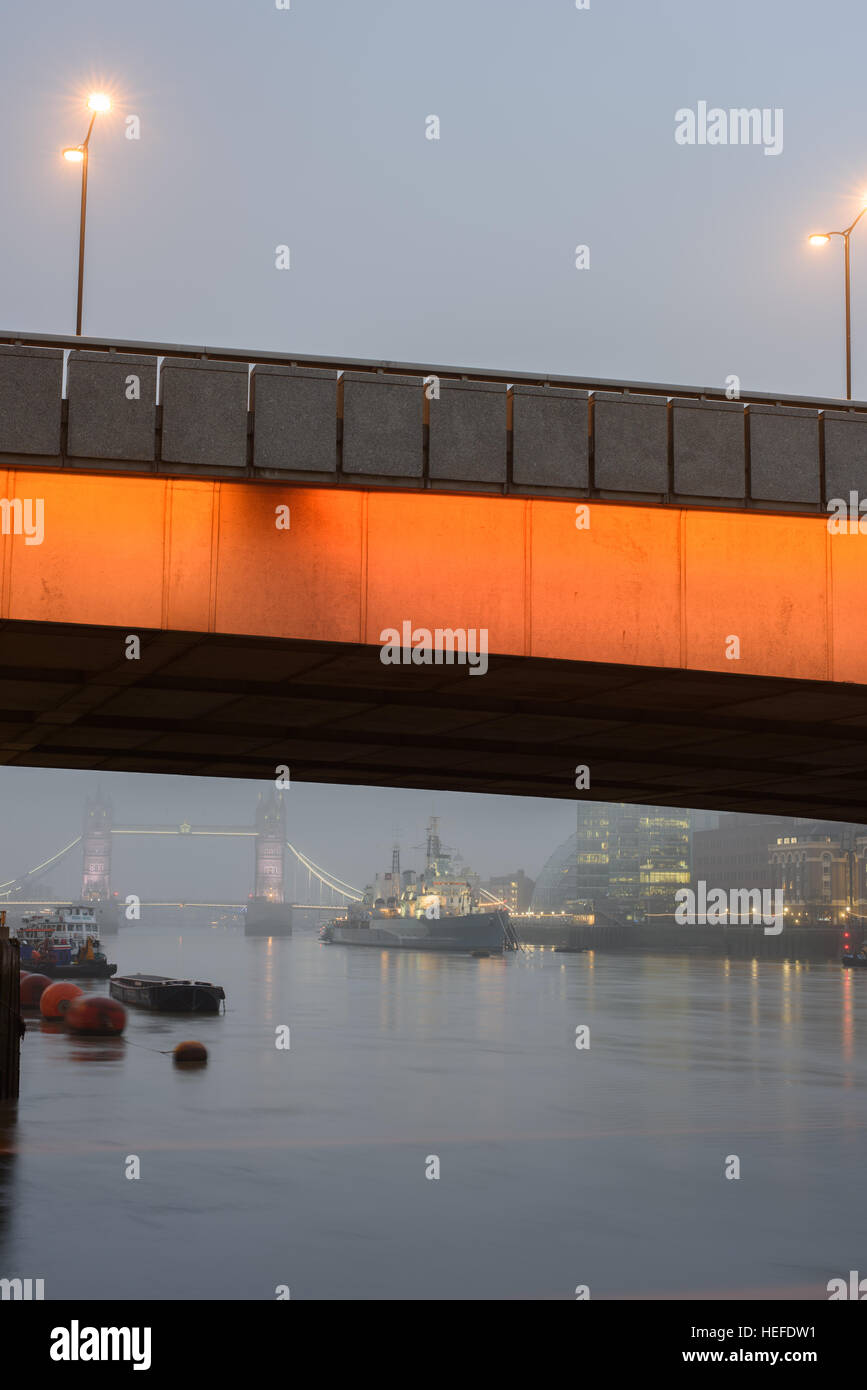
[1,331,867,512]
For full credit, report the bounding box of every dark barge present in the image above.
[110,974,225,1013]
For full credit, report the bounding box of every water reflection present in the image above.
[841,967,855,1074]
[65,1039,127,1064]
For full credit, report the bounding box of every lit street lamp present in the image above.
[808,198,867,400]
[62,93,112,335]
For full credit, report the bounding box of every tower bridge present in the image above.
[0,788,362,931]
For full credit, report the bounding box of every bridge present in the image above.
[0,790,361,912]
[2,331,867,820]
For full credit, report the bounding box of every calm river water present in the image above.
[1,926,865,1300]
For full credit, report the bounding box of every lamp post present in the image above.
[63,93,112,336]
[808,200,867,400]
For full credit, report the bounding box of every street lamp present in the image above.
[808,198,867,400]
[62,93,112,335]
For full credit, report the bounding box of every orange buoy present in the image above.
[21,973,51,1007]
[173,1040,208,1066]
[40,981,84,1020]
[65,995,126,1036]
[20,970,31,979]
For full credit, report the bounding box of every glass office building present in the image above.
[531,803,691,916]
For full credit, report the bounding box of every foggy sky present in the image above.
[2,0,865,398]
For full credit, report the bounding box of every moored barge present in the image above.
[110,974,225,1013]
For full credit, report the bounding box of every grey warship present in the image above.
[320,819,519,955]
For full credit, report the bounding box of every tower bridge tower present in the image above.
[254,788,286,903]
[82,792,113,901]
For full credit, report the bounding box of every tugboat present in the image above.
[15,905,117,979]
[320,819,520,955]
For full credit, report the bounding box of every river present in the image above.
[1,926,864,1300]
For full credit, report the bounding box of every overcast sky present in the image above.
[0,0,857,892]
[2,0,865,397]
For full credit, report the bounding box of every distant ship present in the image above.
[15,904,117,979]
[320,819,519,955]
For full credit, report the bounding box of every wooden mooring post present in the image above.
[0,911,21,1100]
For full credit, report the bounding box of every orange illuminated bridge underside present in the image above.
[2,469,867,817]
[0,470,860,682]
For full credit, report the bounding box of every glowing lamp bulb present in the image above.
[87,92,111,113]
[809,234,831,246]
[63,147,84,163]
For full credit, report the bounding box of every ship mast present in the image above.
[426,816,441,875]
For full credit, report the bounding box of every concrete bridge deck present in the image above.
[3,329,867,510]
[1,333,867,820]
